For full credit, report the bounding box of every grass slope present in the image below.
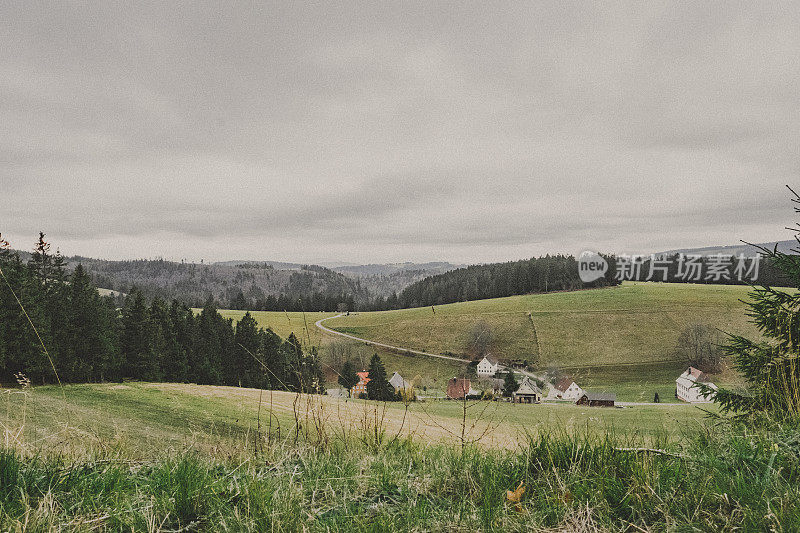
[2,383,708,457]
[217,309,465,388]
[1,384,795,531]
[325,282,759,368]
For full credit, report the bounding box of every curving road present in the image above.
[315,314,470,363]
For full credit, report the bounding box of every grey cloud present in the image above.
[1,2,798,263]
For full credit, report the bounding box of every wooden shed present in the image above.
[575,391,616,407]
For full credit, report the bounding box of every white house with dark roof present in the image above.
[476,356,500,377]
[676,366,717,403]
[547,377,583,400]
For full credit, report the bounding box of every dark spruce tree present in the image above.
[366,353,394,401]
[338,360,360,396]
[503,371,520,397]
[233,311,261,387]
[710,187,800,418]
[121,288,159,381]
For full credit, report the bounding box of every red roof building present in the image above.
[447,378,472,399]
[351,371,370,398]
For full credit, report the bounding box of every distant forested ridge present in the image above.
[8,251,462,312]
[378,251,791,310]
[7,251,367,312]
[379,255,620,309]
[0,234,323,390]
[6,236,793,315]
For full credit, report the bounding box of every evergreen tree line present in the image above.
[0,234,324,391]
[368,252,790,311]
[226,290,355,314]
[372,254,620,309]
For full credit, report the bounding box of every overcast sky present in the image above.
[2,2,798,264]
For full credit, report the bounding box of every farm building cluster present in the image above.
[330,354,717,407]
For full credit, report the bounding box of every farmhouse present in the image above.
[676,366,717,403]
[576,391,616,407]
[481,377,505,396]
[446,377,480,399]
[512,376,542,403]
[476,356,500,377]
[549,377,583,400]
[389,371,411,392]
[351,371,370,398]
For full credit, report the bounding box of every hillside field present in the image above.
[322,282,764,399]
[2,382,709,458]
[325,282,759,367]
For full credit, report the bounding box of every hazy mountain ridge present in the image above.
[7,250,460,307]
[657,240,798,257]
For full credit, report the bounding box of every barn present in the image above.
[575,391,616,407]
[512,376,542,404]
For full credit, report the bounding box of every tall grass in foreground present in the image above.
[1,419,799,531]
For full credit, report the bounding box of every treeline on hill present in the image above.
[11,251,367,312]
[370,251,791,310]
[375,254,620,309]
[0,234,323,390]
[621,252,790,287]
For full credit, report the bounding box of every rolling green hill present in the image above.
[325,282,759,368]
[321,282,764,399]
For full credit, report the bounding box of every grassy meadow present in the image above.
[2,381,797,531]
[216,309,466,388]
[2,382,707,457]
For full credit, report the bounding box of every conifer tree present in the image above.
[121,288,158,381]
[711,187,800,417]
[233,311,260,387]
[258,327,284,389]
[66,264,102,381]
[162,300,190,383]
[192,296,224,384]
[503,371,520,397]
[366,353,394,401]
[282,332,303,391]
[338,360,359,396]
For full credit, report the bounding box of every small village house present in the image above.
[476,356,500,377]
[512,376,542,403]
[446,377,480,399]
[575,391,616,407]
[479,377,505,396]
[351,371,370,398]
[549,377,583,400]
[676,366,717,403]
[389,371,411,393]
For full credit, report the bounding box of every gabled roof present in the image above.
[681,366,711,382]
[581,391,616,402]
[488,378,505,389]
[480,355,499,366]
[555,377,577,392]
[515,376,541,395]
[355,371,370,385]
[389,371,410,389]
